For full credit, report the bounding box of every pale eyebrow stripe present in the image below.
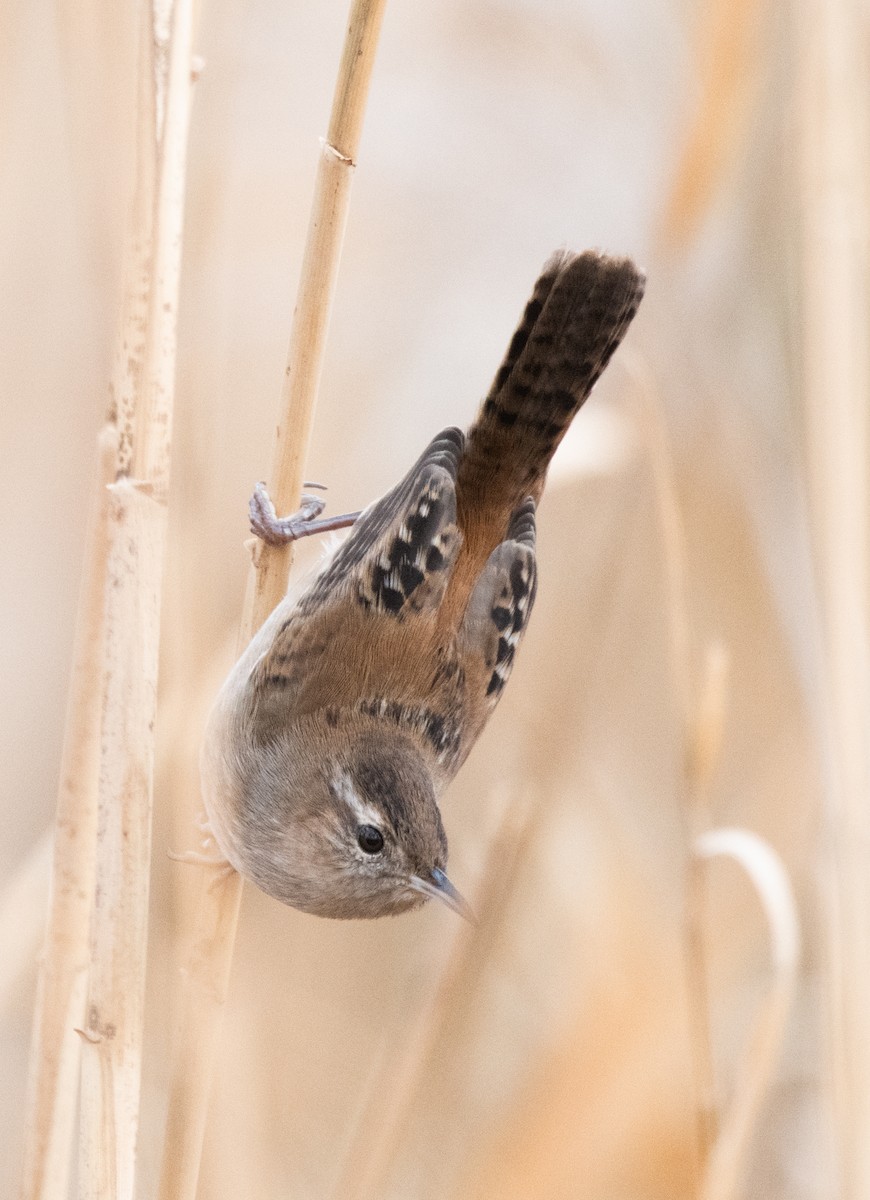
[331,770,384,828]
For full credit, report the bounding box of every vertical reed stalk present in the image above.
[796,0,870,1193]
[75,0,198,1196]
[682,642,729,1170]
[157,4,389,1195]
[626,356,721,1179]
[632,360,800,1198]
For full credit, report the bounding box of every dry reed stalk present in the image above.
[625,354,719,1175]
[658,0,767,249]
[74,0,198,1195]
[19,431,116,1200]
[682,642,729,1167]
[331,787,536,1200]
[157,3,389,1195]
[628,358,800,1196]
[0,832,53,1018]
[696,828,799,1200]
[796,0,870,1193]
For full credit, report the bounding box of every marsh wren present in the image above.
[202,250,645,920]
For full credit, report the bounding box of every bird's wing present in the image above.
[302,426,464,620]
[247,428,465,732]
[457,498,538,725]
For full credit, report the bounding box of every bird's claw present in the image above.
[249,482,327,545]
[248,481,362,545]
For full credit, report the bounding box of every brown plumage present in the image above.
[201,250,645,920]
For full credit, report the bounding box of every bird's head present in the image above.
[224,717,471,921]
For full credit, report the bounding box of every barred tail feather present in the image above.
[459,250,645,510]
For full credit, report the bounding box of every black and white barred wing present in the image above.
[304,426,464,619]
[248,428,465,725]
[458,497,538,718]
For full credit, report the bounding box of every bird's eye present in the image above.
[357,824,384,854]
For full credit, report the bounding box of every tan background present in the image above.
[0,0,848,1196]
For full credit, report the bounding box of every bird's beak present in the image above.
[409,868,476,923]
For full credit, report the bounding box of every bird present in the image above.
[201,249,645,921]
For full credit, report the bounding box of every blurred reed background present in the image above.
[2,0,868,1197]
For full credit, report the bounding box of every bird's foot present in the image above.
[168,846,228,868]
[168,843,237,888]
[249,481,360,545]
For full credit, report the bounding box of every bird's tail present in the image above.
[458,250,645,516]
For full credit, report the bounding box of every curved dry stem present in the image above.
[695,828,800,1200]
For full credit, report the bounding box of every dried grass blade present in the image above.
[626,354,724,1176]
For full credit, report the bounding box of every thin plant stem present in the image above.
[157,3,390,1196]
[626,351,797,1200]
[683,640,730,1167]
[248,0,389,631]
[625,353,726,1181]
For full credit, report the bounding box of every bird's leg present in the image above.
[249,481,361,546]
[167,848,237,891]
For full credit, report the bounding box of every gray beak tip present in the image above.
[409,868,476,924]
